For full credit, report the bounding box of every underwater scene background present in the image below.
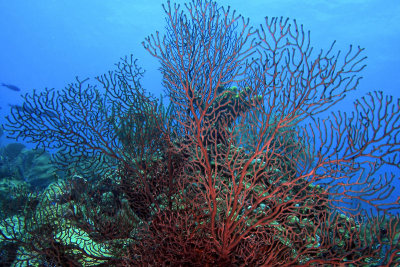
[0,0,399,266]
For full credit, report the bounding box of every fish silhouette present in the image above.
[1,83,21,91]
[9,103,58,118]
[9,103,34,114]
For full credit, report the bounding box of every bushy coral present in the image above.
[1,0,400,266]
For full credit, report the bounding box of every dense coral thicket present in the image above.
[1,0,400,266]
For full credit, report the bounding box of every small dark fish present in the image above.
[8,104,35,115]
[1,83,21,91]
[8,104,19,109]
[9,103,58,119]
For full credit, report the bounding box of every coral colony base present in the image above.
[1,0,400,266]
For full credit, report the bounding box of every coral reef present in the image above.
[0,143,57,189]
[1,0,400,266]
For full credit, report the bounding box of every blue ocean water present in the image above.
[1,0,399,205]
[1,0,399,110]
[0,1,399,265]
[0,3,398,177]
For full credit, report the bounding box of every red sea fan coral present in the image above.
[2,0,400,266]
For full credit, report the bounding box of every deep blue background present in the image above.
[0,0,399,207]
[1,1,399,112]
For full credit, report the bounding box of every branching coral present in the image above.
[1,0,400,266]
